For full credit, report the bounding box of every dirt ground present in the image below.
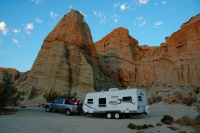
[0,102,198,133]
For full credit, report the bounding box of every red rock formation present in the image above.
[95,14,200,103]
[18,10,120,105]
[95,27,139,87]
[17,11,200,105]
[18,10,97,104]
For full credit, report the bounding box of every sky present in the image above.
[0,0,200,72]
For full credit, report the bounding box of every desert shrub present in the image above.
[0,84,22,111]
[43,88,76,102]
[127,123,149,130]
[185,97,197,106]
[175,115,193,126]
[161,115,174,124]
[148,94,162,105]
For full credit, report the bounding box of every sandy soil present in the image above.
[0,102,198,133]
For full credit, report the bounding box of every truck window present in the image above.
[53,99,58,103]
[122,96,132,102]
[87,99,93,104]
[138,96,142,101]
[99,98,106,107]
[58,99,63,104]
[65,100,70,104]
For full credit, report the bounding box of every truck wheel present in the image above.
[66,109,71,116]
[114,113,121,119]
[45,106,51,112]
[106,113,112,119]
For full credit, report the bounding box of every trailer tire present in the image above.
[106,113,112,119]
[114,113,121,119]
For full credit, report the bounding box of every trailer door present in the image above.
[137,90,147,113]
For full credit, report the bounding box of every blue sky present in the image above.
[0,0,199,72]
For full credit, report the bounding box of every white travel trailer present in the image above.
[83,88,150,119]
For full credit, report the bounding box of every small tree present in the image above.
[0,84,22,111]
[43,88,76,102]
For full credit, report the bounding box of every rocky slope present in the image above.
[10,10,200,105]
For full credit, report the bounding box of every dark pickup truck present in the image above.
[45,98,83,115]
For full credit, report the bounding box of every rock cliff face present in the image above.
[95,14,200,103]
[18,10,121,104]
[95,27,139,87]
[17,10,200,105]
[135,14,200,88]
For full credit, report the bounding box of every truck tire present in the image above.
[45,106,51,112]
[114,113,121,119]
[66,109,71,116]
[106,113,112,119]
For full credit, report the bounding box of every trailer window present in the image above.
[87,99,93,104]
[122,96,132,102]
[138,96,142,101]
[99,98,106,107]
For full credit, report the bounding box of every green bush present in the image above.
[0,84,23,111]
[161,115,174,123]
[43,88,76,102]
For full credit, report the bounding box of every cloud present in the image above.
[24,23,34,35]
[111,14,121,23]
[31,0,43,4]
[139,21,146,27]
[120,3,126,10]
[162,1,166,4]
[13,29,20,33]
[93,11,106,23]
[154,21,163,28]
[114,2,131,10]
[69,5,73,9]
[25,23,34,30]
[50,11,58,19]
[113,3,120,8]
[138,0,149,4]
[12,38,19,44]
[136,16,144,20]
[0,21,8,35]
[36,18,42,23]
[26,31,31,35]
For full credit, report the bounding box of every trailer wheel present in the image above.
[106,113,112,119]
[114,113,121,119]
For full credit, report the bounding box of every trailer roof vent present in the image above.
[109,88,119,91]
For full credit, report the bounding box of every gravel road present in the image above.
[0,102,198,133]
